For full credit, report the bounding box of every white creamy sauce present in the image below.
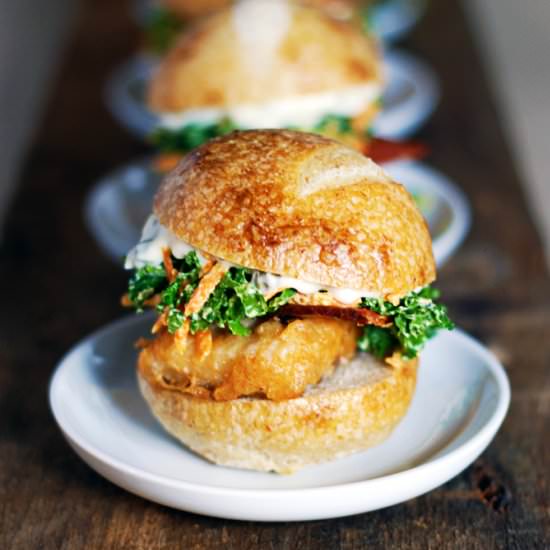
[251,271,377,303]
[124,215,209,269]
[126,215,380,304]
[157,83,382,131]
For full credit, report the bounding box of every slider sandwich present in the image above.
[148,0,423,173]
[146,0,381,54]
[123,130,453,473]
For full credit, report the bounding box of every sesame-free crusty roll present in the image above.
[149,0,382,112]
[154,130,435,302]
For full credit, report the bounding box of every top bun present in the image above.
[159,0,230,19]
[149,0,381,112]
[154,130,435,300]
[160,0,362,21]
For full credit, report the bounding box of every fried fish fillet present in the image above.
[140,317,359,401]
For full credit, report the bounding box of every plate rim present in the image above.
[83,157,156,262]
[373,48,440,138]
[50,314,510,500]
[373,0,428,42]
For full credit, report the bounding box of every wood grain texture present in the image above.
[0,0,548,548]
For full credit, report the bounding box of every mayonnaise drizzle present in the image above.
[125,215,208,269]
[125,215,380,304]
[156,83,382,131]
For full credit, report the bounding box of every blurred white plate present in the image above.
[372,0,428,43]
[383,160,471,267]
[85,159,469,266]
[85,159,160,263]
[50,315,510,521]
[104,50,439,140]
[373,49,439,139]
[133,0,427,44]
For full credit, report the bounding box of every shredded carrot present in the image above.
[152,153,183,173]
[199,259,215,277]
[170,320,190,352]
[121,293,161,309]
[352,103,380,135]
[151,311,167,334]
[143,295,161,307]
[174,320,190,341]
[194,330,213,361]
[134,337,151,349]
[184,262,226,316]
[162,247,178,283]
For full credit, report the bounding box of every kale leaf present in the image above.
[126,252,296,336]
[313,114,354,134]
[127,265,167,311]
[127,256,452,354]
[359,2,379,34]
[150,113,364,155]
[145,8,184,55]
[155,252,203,332]
[360,286,454,358]
[151,118,238,153]
[357,325,399,359]
[187,268,296,336]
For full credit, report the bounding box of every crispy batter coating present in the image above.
[140,317,359,401]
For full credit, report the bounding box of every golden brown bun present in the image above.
[160,0,366,21]
[149,0,382,111]
[160,0,230,19]
[297,0,366,21]
[138,348,418,473]
[154,130,436,301]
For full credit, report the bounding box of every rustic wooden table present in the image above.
[1,0,548,547]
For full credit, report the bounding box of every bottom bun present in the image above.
[137,351,418,474]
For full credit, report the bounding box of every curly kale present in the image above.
[126,252,295,335]
[144,8,184,55]
[358,287,454,358]
[151,119,238,153]
[127,265,167,311]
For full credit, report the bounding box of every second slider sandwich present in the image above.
[147,0,419,171]
[146,0,381,54]
[124,130,453,473]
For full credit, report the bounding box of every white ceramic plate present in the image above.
[84,159,160,263]
[133,0,427,44]
[85,159,469,266]
[371,0,428,43]
[104,49,439,140]
[50,314,510,521]
[373,49,439,139]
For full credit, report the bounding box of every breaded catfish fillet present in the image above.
[139,317,359,401]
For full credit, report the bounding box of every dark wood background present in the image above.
[0,0,548,547]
